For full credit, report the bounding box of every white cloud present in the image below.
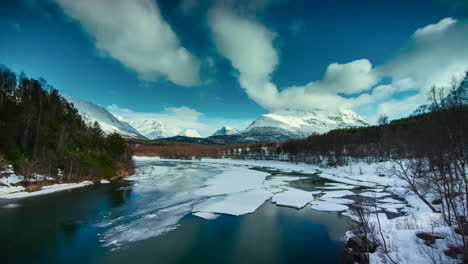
[54,0,201,86]
[208,12,468,121]
[414,17,456,37]
[107,104,252,137]
[108,104,207,133]
[208,7,378,110]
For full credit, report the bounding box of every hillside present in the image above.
[63,94,146,139]
[0,65,134,181]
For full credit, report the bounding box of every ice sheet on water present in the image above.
[195,167,269,196]
[101,201,196,247]
[320,190,355,199]
[359,191,391,198]
[193,189,273,216]
[192,212,220,220]
[271,187,317,209]
[310,200,349,211]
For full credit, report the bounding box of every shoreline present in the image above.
[0,166,131,199]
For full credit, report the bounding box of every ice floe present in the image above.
[193,189,273,216]
[320,190,355,199]
[310,200,349,211]
[192,212,220,220]
[271,188,318,209]
[195,168,268,196]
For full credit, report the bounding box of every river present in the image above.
[0,159,352,264]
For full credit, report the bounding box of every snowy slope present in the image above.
[62,94,145,139]
[212,126,240,136]
[243,108,369,139]
[178,129,202,138]
[129,119,176,140]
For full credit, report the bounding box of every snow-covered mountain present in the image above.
[212,126,240,136]
[62,94,145,139]
[178,129,202,138]
[128,119,176,140]
[243,108,369,139]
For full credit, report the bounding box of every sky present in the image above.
[1,0,468,136]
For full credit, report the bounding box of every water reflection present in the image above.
[95,202,347,264]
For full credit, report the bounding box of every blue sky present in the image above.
[1,0,468,136]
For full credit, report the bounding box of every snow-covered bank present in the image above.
[132,157,457,263]
[1,181,94,199]
[0,165,107,199]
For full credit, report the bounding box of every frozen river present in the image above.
[0,158,370,264]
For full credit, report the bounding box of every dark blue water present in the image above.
[0,162,349,264]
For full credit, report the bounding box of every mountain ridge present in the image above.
[62,94,146,139]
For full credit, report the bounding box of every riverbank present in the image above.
[0,165,115,199]
[132,157,458,264]
[1,156,459,263]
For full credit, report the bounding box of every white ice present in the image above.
[193,189,273,216]
[192,212,220,220]
[1,181,93,199]
[195,167,269,196]
[271,187,317,209]
[359,191,392,198]
[310,200,349,211]
[320,190,355,199]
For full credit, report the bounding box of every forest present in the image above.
[0,65,134,183]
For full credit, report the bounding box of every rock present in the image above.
[416,232,444,245]
[339,247,369,264]
[346,236,377,253]
[444,245,464,259]
[448,192,462,198]
[455,223,468,235]
[458,216,467,224]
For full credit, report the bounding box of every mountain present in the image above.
[62,94,146,139]
[129,119,175,140]
[243,108,369,139]
[159,108,369,145]
[212,126,240,136]
[178,129,202,138]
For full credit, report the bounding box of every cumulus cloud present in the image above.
[414,17,457,37]
[107,104,207,133]
[209,11,468,120]
[107,104,251,136]
[208,7,378,110]
[54,0,201,86]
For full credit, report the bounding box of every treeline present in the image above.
[0,65,133,182]
[132,141,225,160]
[132,104,468,165]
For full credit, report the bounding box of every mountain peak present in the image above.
[244,108,369,138]
[212,126,240,136]
[62,94,145,139]
[129,119,175,140]
[178,129,202,138]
